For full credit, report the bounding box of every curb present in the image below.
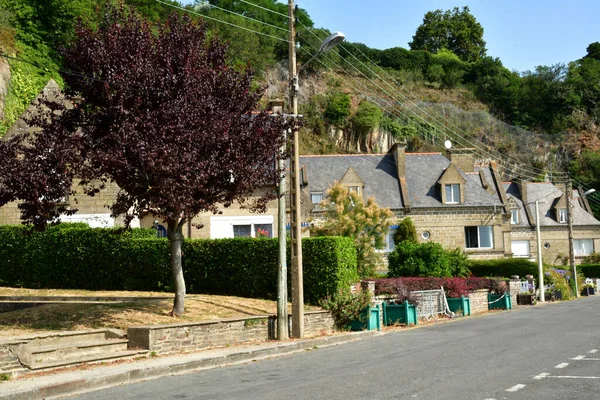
[0,330,382,400]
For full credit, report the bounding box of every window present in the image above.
[574,239,594,256]
[348,186,360,195]
[210,216,274,239]
[511,241,530,258]
[445,184,460,204]
[421,231,431,240]
[558,208,567,223]
[465,226,493,249]
[511,209,519,224]
[384,228,397,252]
[311,192,323,204]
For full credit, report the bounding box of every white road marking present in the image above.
[572,357,600,361]
[555,363,569,369]
[549,375,600,379]
[589,349,598,354]
[506,384,526,392]
[572,355,586,360]
[533,372,551,379]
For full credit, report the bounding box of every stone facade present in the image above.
[128,311,335,354]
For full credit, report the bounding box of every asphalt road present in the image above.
[72,297,600,400]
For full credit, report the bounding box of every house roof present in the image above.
[504,182,529,227]
[525,183,600,227]
[299,153,403,209]
[405,153,503,207]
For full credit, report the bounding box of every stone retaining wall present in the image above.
[469,290,490,315]
[128,311,335,354]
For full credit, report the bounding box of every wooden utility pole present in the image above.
[288,0,304,338]
[566,176,578,297]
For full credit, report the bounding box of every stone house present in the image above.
[299,143,600,263]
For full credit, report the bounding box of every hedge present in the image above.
[578,264,600,278]
[0,226,357,305]
[468,258,537,278]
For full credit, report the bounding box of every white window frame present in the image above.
[558,208,567,223]
[511,209,519,224]
[348,186,360,195]
[511,240,530,258]
[574,239,594,256]
[383,228,397,252]
[210,215,274,239]
[445,184,460,204]
[311,192,323,204]
[465,226,494,249]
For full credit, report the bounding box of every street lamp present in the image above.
[288,0,345,338]
[584,188,596,196]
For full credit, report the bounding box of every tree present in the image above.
[0,99,80,231]
[393,217,417,245]
[351,100,383,137]
[311,182,392,278]
[409,6,486,62]
[9,7,290,316]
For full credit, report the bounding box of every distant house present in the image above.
[299,143,600,263]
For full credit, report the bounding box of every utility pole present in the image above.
[288,0,304,338]
[535,201,544,302]
[277,118,288,341]
[566,176,578,297]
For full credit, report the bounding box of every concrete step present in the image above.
[28,339,129,366]
[30,349,148,371]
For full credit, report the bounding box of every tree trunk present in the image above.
[167,218,186,316]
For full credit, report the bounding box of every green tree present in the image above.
[351,100,382,137]
[388,242,469,278]
[311,182,393,278]
[409,6,486,62]
[393,218,417,244]
[324,92,351,128]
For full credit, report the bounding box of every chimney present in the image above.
[448,148,476,173]
[516,178,532,226]
[392,142,406,178]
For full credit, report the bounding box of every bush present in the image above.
[388,242,470,278]
[375,277,503,298]
[544,267,573,300]
[0,226,357,305]
[320,289,371,330]
[468,258,537,278]
[393,218,417,244]
[579,264,600,278]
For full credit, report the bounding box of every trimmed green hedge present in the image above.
[579,264,600,278]
[0,226,357,304]
[468,258,537,278]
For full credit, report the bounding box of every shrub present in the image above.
[375,277,502,298]
[468,258,537,278]
[320,289,371,330]
[579,264,600,278]
[393,218,417,244]
[0,227,357,305]
[388,242,470,278]
[544,267,573,300]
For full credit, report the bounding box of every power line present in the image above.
[154,0,290,43]
[294,9,566,180]
[239,0,289,18]
[192,0,289,33]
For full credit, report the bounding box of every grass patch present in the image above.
[0,287,320,338]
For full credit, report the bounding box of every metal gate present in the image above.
[410,288,452,321]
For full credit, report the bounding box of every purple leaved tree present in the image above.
[37,7,288,316]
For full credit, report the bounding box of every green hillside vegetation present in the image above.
[1,1,600,205]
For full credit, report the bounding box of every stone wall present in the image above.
[0,343,24,376]
[507,279,521,306]
[469,290,490,315]
[128,311,335,354]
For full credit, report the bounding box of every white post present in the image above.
[535,201,545,302]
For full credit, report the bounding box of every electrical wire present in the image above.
[239,0,289,18]
[294,8,567,180]
[154,0,290,43]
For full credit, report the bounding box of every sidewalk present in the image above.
[0,330,382,400]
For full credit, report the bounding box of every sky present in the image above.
[185,0,600,73]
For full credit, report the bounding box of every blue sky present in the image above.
[184,1,600,73]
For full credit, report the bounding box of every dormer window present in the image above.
[511,209,519,224]
[437,163,466,205]
[348,186,360,195]
[311,192,323,204]
[558,208,567,223]
[445,184,460,204]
